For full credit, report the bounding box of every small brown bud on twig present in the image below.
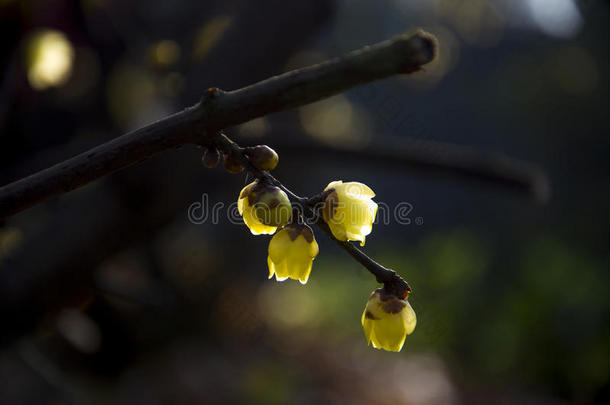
[202,146,220,168]
[244,145,279,171]
[222,152,245,174]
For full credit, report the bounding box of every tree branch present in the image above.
[0,30,437,219]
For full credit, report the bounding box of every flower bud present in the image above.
[202,146,220,168]
[253,185,292,227]
[361,288,416,352]
[238,180,292,234]
[223,151,245,174]
[244,145,278,171]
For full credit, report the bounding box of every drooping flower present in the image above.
[267,223,319,284]
[322,181,378,246]
[238,180,292,235]
[361,288,416,352]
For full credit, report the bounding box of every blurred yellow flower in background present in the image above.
[322,181,378,246]
[361,289,416,352]
[268,223,319,284]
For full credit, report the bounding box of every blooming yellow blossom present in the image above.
[361,289,416,352]
[237,181,291,235]
[322,180,378,246]
[267,223,319,284]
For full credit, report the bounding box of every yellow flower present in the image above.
[322,181,378,246]
[267,223,319,284]
[238,180,292,235]
[361,289,416,352]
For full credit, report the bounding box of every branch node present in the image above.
[202,87,224,103]
[382,273,412,299]
[399,29,438,74]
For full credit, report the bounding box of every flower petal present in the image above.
[402,300,417,335]
[324,180,343,191]
[243,203,277,235]
[341,181,375,197]
[361,316,374,345]
[267,256,276,279]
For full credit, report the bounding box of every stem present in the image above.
[215,133,307,203]
[314,220,411,297]
[314,222,391,280]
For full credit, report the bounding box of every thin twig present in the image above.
[214,132,308,203]
[314,220,410,295]
[0,30,437,219]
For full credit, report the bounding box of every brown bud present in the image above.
[202,146,220,168]
[222,152,245,174]
[244,145,278,171]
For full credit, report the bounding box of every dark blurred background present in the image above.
[1,0,609,404]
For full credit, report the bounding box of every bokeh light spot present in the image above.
[56,309,102,354]
[192,16,233,60]
[26,29,75,90]
[237,117,270,138]
[299,95,370,147]
[257,282,320,330]
[0,226,23,264]
[150,40,181,68]
[526,0,583,38]
[106,62,157,128]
